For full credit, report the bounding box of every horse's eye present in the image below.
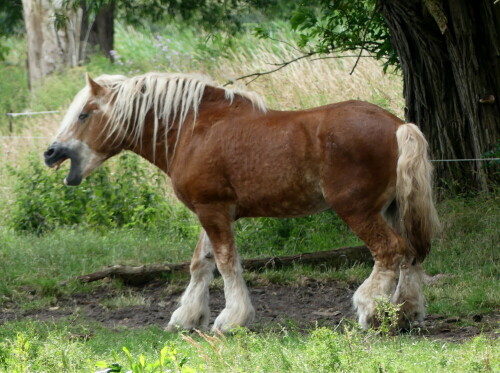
[78,113,89,121]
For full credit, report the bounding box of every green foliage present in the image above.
[0,62,28,129]
[57,0,284,37]
[0,0,23,36]
[0,0,23,61]
[0,321,498,373]
[305,327,365,371]
[8,152,174,234]
[0,37,28,129]
[96,345,196,373]
[374,297,401,335]
[424,191,499,316]
[287,0,398,71]
[236,211,360,256]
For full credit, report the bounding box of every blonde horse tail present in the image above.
[394,123,440,262]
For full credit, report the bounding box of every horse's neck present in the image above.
[124,86,250,174]
[123,114,170,173]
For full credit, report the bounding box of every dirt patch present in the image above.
[1,279,497,341]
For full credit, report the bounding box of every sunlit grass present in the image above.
[0,321,497,372]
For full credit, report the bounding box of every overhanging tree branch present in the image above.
[223,52,317,86]
[350,5,378,75]
[224,53,376,87]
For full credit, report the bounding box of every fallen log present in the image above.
[77,245,372,286]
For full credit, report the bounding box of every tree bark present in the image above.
[379,0,500,191]
[80,1,114,60]
[22,0,83,89]
[76,245,372,286]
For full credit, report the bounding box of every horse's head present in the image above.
[44,74,123,185]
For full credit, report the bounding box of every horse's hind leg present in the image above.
[167,230,215,331]
[391,260,426,327]
[335,210,405,328]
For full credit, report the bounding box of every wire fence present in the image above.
[4,110,60,132]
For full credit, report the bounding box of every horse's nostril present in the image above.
[45,148,55,157]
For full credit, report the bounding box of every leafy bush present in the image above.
[8,152,177,234]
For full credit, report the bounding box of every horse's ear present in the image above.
[86,73,105,97]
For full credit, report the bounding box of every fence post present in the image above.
[7,113,13,133]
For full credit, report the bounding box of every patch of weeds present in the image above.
[8,152,187,235]
[20,296,58,312]
[33,278,62,297]
[95,344,197,373]
[235,210,361,257]
[0,333,32,372]
[305,326,366,371]
[101,292,151,310]
[373,297,401,336]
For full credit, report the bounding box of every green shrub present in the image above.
[8,152,176,234]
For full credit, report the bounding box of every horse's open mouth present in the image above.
[50,157,68,170]
[64,157,83,186]
[44,144,83,186]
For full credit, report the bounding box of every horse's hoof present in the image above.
[165,323,181,332]
[211,307,255,332]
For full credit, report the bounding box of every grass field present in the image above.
[0,20,498,373]
[0,321,497,372]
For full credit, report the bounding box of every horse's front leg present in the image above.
[197,205,255,332]
[167,230,215,331]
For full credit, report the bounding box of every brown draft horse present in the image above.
[44,72,439,331]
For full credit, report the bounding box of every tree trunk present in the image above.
[379,0,500,191]
[22,0,83,89]
[80,1,114,60]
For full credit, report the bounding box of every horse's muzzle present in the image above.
[44,142,68,168]
[43,142,83,185]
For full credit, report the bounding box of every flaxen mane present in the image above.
[58,72,267,159]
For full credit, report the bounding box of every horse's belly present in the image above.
[235,185,329,218]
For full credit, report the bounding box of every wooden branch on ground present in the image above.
[76,245,371,286]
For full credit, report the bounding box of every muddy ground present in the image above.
[1,278,498,341]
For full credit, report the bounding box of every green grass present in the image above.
[0,321,497,372]
[424,193,499,316]
[0,37,28,131]
[0,192,498,321]
[0,227,196,294]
